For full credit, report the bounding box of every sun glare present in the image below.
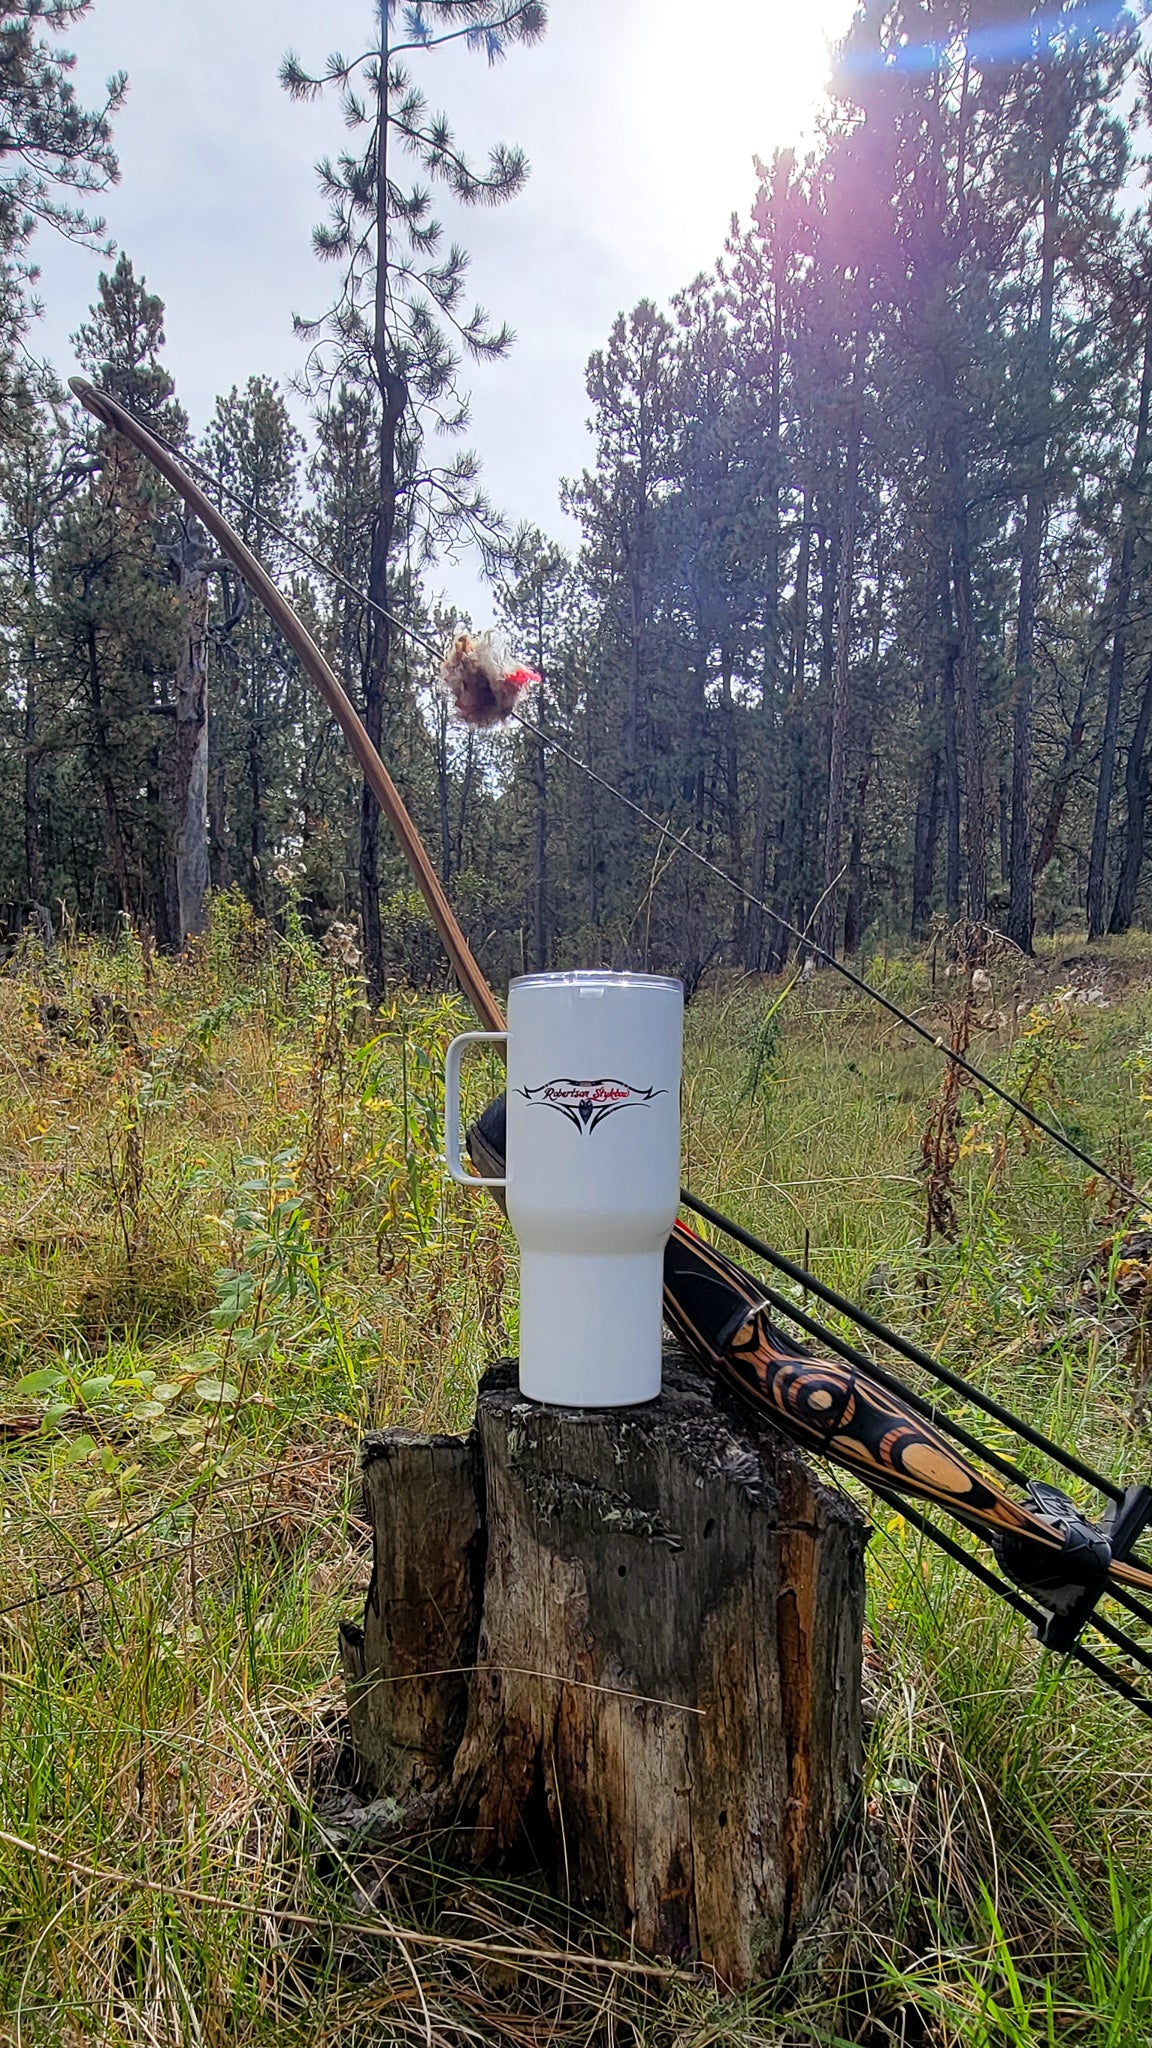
[630,0,858,260]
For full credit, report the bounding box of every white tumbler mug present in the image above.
[444,970,684,1407]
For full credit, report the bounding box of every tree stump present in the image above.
[340,1354,867,1987]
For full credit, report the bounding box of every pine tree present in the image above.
[200,379,305,914]
[569,302,676,783]
[0,1,124,380]
[1086,205,1152,936]
[0,378,95,903]
[999,0,1137,950]
[724,151,807,968]
[281,0,546,1002]
[48,255,184,931]
[495,524,568,968]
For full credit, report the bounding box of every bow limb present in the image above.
[68,375,506,1037]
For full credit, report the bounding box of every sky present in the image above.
[28,0,858,613]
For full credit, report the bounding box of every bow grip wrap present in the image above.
[994,1480,1152,1651]
[993,1479,1113,1611]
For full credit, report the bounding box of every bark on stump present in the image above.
[341,1354,866,1987]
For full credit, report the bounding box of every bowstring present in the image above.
[98,408,1148,1213]
[85,402,1152,1700]
[871,1488,1152,1722]
[509,708,1147,1209]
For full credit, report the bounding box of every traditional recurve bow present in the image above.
[71,375,1152,1655]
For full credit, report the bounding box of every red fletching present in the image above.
[441,632,540,728]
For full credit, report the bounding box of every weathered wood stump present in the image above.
[340,1353,867,1987]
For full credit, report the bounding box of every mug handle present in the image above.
[444,1031,508,1186]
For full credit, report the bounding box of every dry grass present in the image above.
[4,907,1152,2042]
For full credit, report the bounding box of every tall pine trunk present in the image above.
[911,740,942,938]
[818,334,864,959]
[912,534,952,936]
[85,622,136,925]
[744,287,785,971]
[1109,659,1152,934]
[361,8,408,1006]
[1087,308,1152,937]
[454,728,477,878]
[247,687,266,913]
[1007,492,1045,945]
[1032,684,1086,883]
[718,657,745,956]
[208,695,232,890]
[946,445,985,922]
[762,498,812,972]
[22,518,45,902]
[435,698,453,886]
[1007,142,1063,954]
[844,763,871,955]
[171,520,211,945]
[942,608,961,922]
[23,674,44,902]
[625,526,644,775]
[532,726,548,970]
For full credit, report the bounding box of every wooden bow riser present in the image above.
[664,1237,1034,1539]
[468,1099,1149,1604]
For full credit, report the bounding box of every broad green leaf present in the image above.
[13,1367,64,1396]
[193,1378,239,1406]
[60,1434,98,1465]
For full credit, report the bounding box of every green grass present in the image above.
[4,908,1152,2042]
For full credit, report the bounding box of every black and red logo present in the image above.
[519,1078,665,1134]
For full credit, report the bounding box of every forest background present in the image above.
[5,0,1152,996]
[12,12,1152,2039]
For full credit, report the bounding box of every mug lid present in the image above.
[510,969,683,994]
